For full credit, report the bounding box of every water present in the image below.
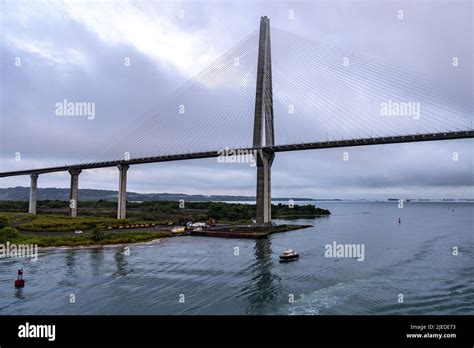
[0,202,472,315]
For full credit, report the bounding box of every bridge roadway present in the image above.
[0,130,473,178]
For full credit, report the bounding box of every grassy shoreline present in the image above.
[0,212,171,247]
[0,200,330,247]
[37,237,169,251]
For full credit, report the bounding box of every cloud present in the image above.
[0,0,472,199]
[59,0,226,76]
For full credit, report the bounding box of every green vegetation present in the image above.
[0,200,330,222]
[272,203,330,218]
[0,216,9,229]
[0,212,160,232]
[0,228,171,247]
[0,200,329,247]
[0,201,330,227]
[91,226,105,241]
[0,211,171,247]
[206,202,330,220]
[0,226,21,243]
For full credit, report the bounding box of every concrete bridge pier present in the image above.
[68,168,81,217]
[28,174,39,214]
[252,16,275,226]
[117,164,129,219]
[256,150,274,224]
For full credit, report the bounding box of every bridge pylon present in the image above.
[28,174,38,214]
[253,16,275,225]
[117,164,129,219]
[68,168,81,217]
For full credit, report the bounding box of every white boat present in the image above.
[279,248,299,262]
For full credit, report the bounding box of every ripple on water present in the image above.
[287,281,349,315]
[0,202,472,315]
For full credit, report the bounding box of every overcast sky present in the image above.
[0,0,472,199]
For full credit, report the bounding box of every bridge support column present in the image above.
[68,169,81,217]
[117,164,129,219]
[252,16,275,226]
[256,150,274,224]
[28,174,38,214]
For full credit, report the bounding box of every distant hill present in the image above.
[0,187,315,202]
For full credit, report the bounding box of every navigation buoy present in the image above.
[398,218,401,223]
[14,269,25,288]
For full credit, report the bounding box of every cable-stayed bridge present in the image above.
[1,17,472,223]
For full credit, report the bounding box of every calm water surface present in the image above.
[0,201,472,314]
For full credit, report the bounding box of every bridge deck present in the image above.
[0,130,472,178]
